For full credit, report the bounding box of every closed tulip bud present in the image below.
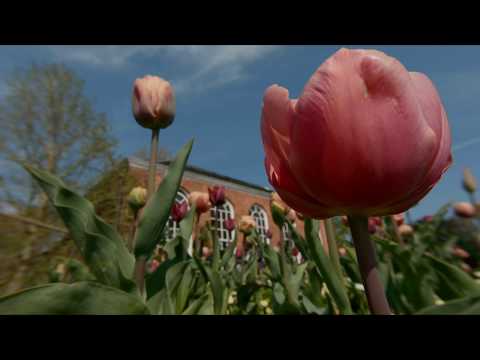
[371,217,383,227]
[368,218,378,234]
[188,192,211,214]
[338,247,347,257]
[261,48,452,218]
[452,246,470,259]
[463,168,477,194]
[453,202,476,218]
[224,218,236,232]
[208,185,226,207]
[398,224,414,236]
[271,192,289,214]
[128,186,147,211]
[171,201,188,223]
[286,209,297,222]
[460,262,472,273]
[235,247,244,259]
[341,216,349,226]
[202,246,212,258]
[292,247,299,257]
[421,215,434,223]
[132,75,175,130]
[265,229,273,239]
[392,213,405,226]
[148,259,160,274]
[239,215,256,234]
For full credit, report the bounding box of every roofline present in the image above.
[128,157,273,194]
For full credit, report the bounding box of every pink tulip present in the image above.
[392,213,405,226]
[148,259,160,273]
[368,218,378,234]
[265,229,273,239]
[260,48,452,218]
[202,246,212,258]
[452,246,470,259]
[453,202,476,218]
[208,185,226,207]
[338,247,347,257]
[421,215,434,222]
[171,201,188,223]
[224,218,236,232]
[188,192,212,214]
[292,247,299,257]
[132,75,175,129]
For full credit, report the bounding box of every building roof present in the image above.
[128,157,273,197]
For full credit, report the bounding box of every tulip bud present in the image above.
[132,75,175,130]
[265,229,273,239]
[371,217,382,227]
[286,209,297,222]
[392,213,405,226]
[208,185,226,207]
[398,224,414,236]
[296,212,305,221]
[235,247,244,259]
[453,202,476,218]
[341,216,349,226]
[421,215,434,223]
[271,192,289,214]
[224,218,236,232]
[368,219,377,234]
[202,246,212,258]
[188,192,211,214]
[338,247,347,257]
[239,215,256,234]
[148,259,160,274]
[171,201,188,223]
[128,186,147,211]
[460,262,472,273]
[463,168,477,194]
[452,246,470,259]
[292,247,299,257]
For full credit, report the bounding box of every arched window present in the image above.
[210,200,235,251]
[165,189,190,241]
[249,204,269,243]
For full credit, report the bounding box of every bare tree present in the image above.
[0,63,118,216]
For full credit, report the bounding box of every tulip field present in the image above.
[2,48,480,315]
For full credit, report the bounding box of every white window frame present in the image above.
[210,200,235,251]
[249,204,269,244]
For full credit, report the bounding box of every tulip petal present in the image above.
[290,48,439,212]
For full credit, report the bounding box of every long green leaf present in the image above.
[134,139,194,259]
[304,218,352,314]
[23,164,136,294]
[417,294,480,314]
[0,282,149,315]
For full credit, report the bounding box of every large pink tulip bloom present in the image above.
[261,48,452,218]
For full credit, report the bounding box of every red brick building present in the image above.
[128,156,306,250]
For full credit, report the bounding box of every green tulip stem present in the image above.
[147,128,160,199]
[194,213,201,257]
[134,256,146,296]
[128,210,139,252]
[324,218,342,276]
[348,215,392,315]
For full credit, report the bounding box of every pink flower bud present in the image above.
[453,202,476,218]
[148,259,160,273]
[265,229,273,239]
[421,215,434,222]
[239,215,256,234]
[202,246,212,258]
[235,247,244,259]
[188,192,211,214]
[392,213,405,226]
[368,218,378,234]
[132,75,175,129]
[452,246,470,259]
[208,185,226,207]
[171,201,188,223]
[261,48,452,219]
[398,224,414,236]
[224,217,236,232]
[338,247,347,257]
[292,247,299,257]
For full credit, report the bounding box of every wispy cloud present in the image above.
[47,45,282,94]
[453,136,480,153]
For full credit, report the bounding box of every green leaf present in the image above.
[0,282,149,315]
[426,254,480,300]
[304,218,352,314]
[263,245,282,282]
[180,204,196,250]
[165,260,194,314]
[193,257,227,314]
[182,292,212,315]
[220,235,237,270]
[23,164,136,294]
[286,221,309,259]
[417,294,480,314]
[145,258,179,300]
[134,139,194,259]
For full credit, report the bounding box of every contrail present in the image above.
[452,136,480,153]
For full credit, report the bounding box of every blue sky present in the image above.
[0,45,479,220]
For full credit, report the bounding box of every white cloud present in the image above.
[47,45,282,93]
